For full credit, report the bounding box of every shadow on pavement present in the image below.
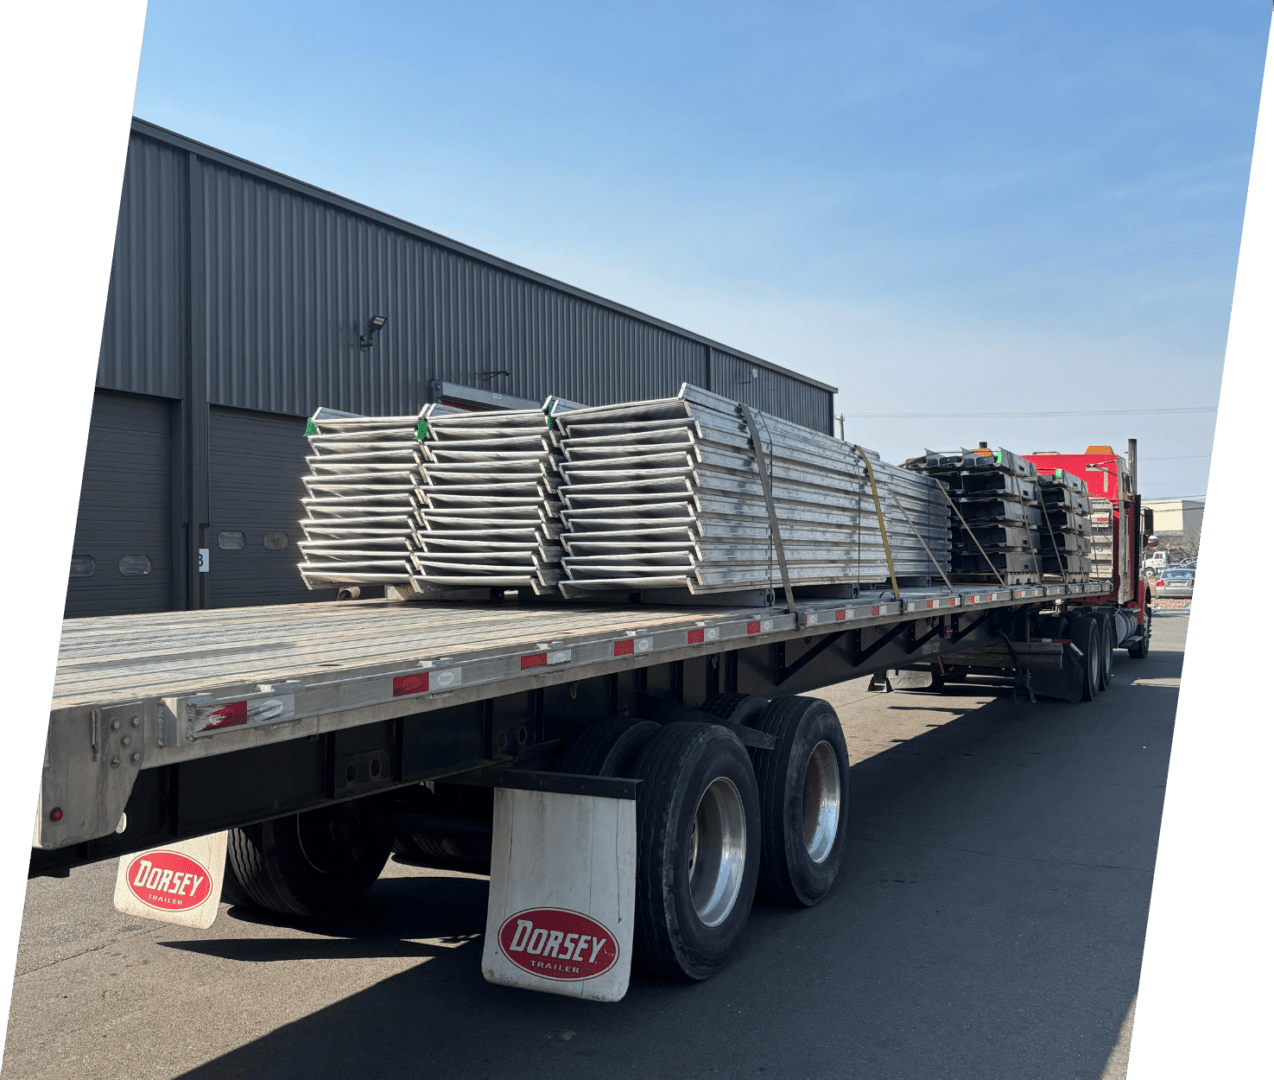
[170,652,1177,1080]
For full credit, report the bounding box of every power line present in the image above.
[843,406,1216,419]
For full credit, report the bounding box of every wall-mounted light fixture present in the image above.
[482,370,511,383]
[360,315,388,350]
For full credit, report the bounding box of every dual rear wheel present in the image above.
[565,695,850,980]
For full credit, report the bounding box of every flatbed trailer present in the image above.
[30,567,1143,996]
[34,579,1115,861]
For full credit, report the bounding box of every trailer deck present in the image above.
[37,580,1113,859]
[54,581,1111,714]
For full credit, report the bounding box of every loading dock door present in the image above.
[66,390,173,618]
[207,406,318,609]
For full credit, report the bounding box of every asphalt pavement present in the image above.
[2,612,1186,1080]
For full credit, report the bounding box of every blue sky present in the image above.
[132,1,1269,499]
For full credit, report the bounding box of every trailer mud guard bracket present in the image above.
[447,766,640,802]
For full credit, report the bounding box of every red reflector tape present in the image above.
[392,672,430,696]
[521,653,547,669]
[202,700,247,729]
[870,606,880,617]
[835,609,846,621]
[746,621,761,635]
[687,628,705,644]
[614,639,635,656]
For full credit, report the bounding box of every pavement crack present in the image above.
[16,927,164,979]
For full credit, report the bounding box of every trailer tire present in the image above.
[559,717,660,778]
[1096,614,1114,690]
[220,858,255,908]
[390,784,493,873]
[697,693,769,727]
[393,832,491,874]
[749,696,850,906]
[226,805,392,917]
[1128,611,1151,659]
[631,722,761,981]
[1073,616,1101,702]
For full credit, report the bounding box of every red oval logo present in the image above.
[497,908,619,981]
[125,850,214,911]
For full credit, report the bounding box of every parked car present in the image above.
[1154,568,1195,600]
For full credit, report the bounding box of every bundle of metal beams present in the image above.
[554,384,951,601]
[1038,471,1095,579]
[904,448,1046,585]
[296,407,434,590]
[407,403,569,596]
[905,450,1100,585]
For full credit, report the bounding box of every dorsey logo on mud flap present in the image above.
[125,851,213,911]
[498,908,618,981]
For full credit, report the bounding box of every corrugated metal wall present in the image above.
[97,136,188,399]
[100,122,834,429]
[78,120,837,615]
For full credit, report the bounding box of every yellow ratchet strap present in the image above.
[854,445,900,602]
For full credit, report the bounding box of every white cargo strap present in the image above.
[1036,482,1069,581]
[890,490,954,593]
[482,787,636,1002]
[932,478,1007,589]
[1010,482,1043,582]
[742,405,796,611]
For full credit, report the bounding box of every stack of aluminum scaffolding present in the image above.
[554,384,952,600]
[296,407,430,591]
[407,403,569,596]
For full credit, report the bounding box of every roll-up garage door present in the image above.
[207,406,318,608]
[66,390,173,618]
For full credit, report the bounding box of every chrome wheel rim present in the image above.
[687,777,747,927]
[803,741,841,864]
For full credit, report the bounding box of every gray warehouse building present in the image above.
[69,118,837,618]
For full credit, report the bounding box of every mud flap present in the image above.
[481,787,636,1002]
[113,831,227,930]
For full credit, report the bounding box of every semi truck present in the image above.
[31,428,1154,1001]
